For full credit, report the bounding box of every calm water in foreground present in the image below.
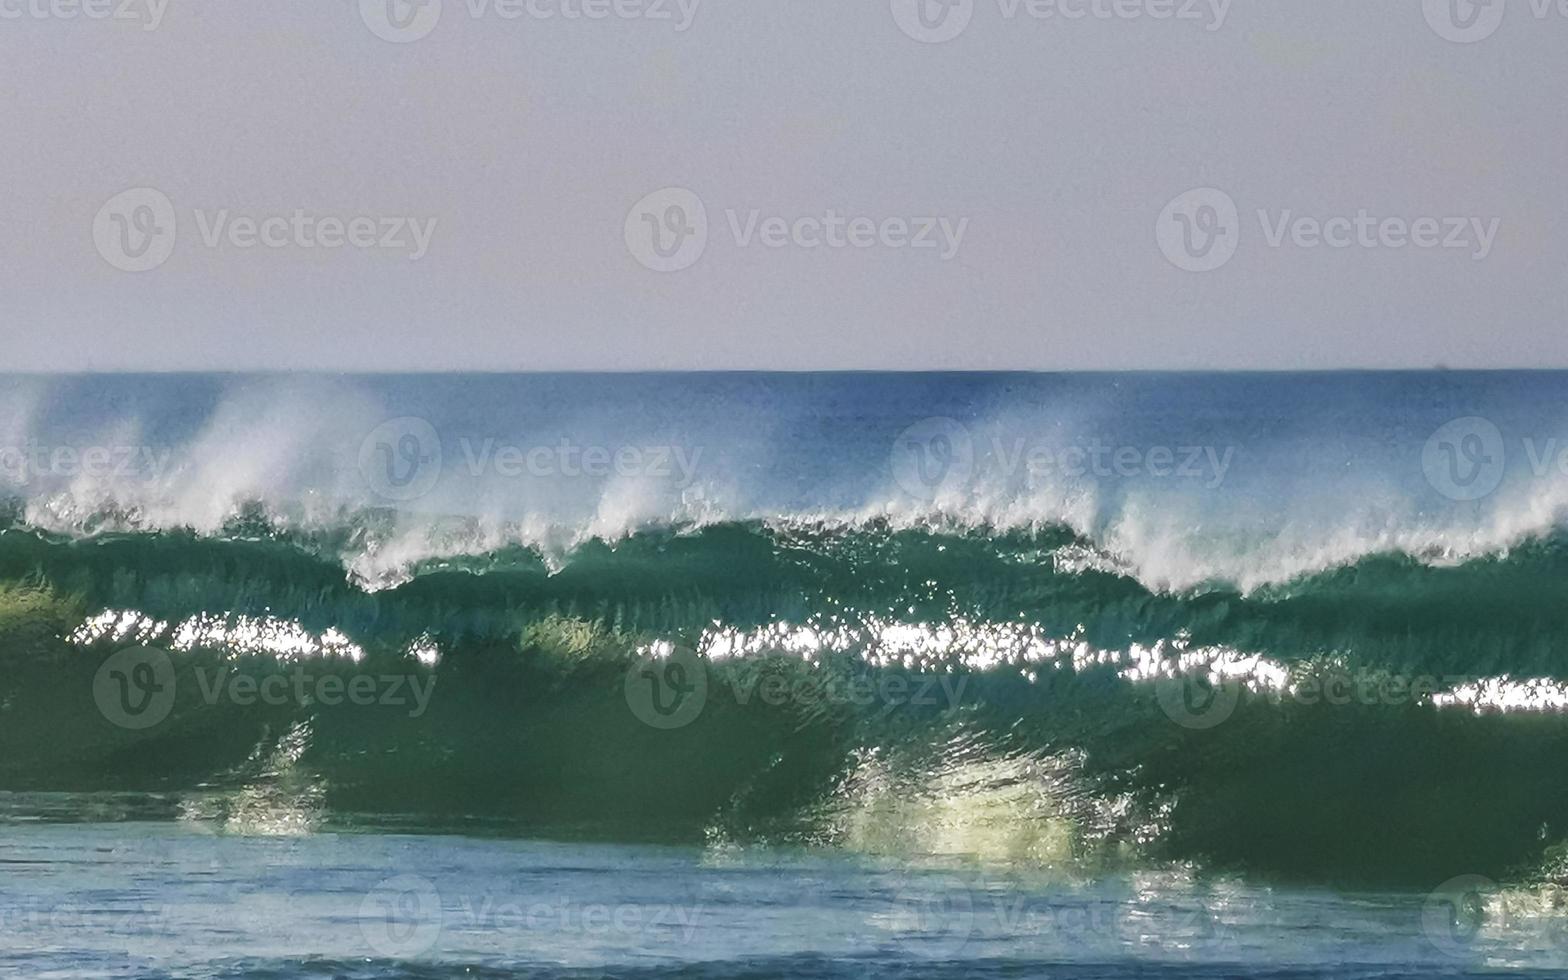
[4,812,1568,979]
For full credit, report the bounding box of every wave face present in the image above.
[8,371,1568,885]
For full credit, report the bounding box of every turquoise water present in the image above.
[4,810,1566,979]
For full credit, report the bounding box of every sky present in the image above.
[0,0,1563,371]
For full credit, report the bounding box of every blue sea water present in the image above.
[2,815,1566,979]
[6,372,1568,976]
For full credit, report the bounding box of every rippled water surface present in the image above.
[4,814,1568,979]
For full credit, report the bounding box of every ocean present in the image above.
[4,371,1568,977]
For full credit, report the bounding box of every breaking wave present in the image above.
[8,372,1568,884]
[3,515,1568,885]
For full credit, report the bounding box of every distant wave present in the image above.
[6,373,1568,595]
[14,462,1568,597]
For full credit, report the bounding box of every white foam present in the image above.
[12,381,1568,595]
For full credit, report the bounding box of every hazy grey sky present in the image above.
[1,0,1563,370]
